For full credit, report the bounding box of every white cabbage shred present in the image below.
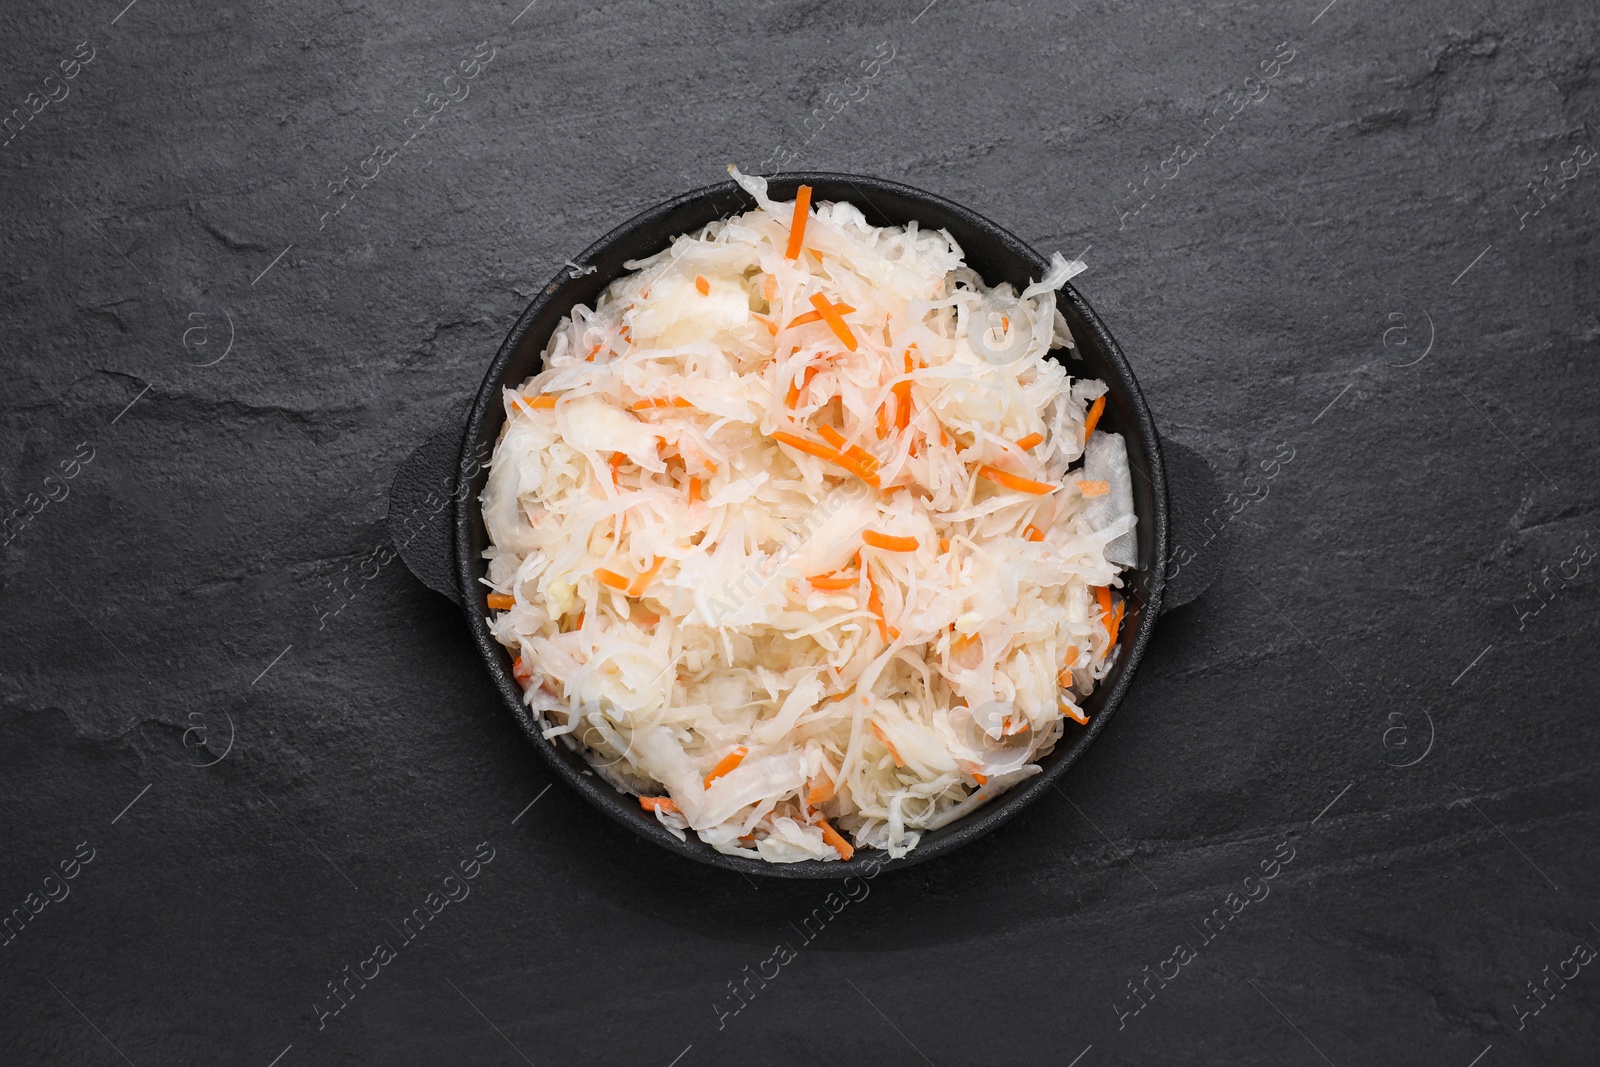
[481,167,1136,862]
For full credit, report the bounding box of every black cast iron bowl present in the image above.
[389,173,1227,879]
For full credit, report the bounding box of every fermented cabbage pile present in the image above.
[481,168,1136,862]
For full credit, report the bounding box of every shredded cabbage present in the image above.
[481,168,1137,862]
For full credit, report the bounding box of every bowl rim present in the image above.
[452,172,1167,878]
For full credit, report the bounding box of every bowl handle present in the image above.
[1159,437,1231,614]
[387,423,465,606]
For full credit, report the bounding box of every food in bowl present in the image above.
[479,168,1136,863]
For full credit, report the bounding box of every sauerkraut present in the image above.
[480,168,1136,862]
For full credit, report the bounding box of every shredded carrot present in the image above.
[688,476,702,504]
[763,274,778,301]
[511,656,533,687]
[971,771,988,785]
[703,459,718,475]
[627,556,664,596]
[771,430,879,487]
[595,568,631,592]
[585,344,602,361]
[752,312,777,335]
[571,611,584,629]
[1062,703,1090,726]
[631,397,694,411]
[806,775,835,806]
[770,430,840,462]
[608,452,627,484]
[515,394,559,412]
[808,573,858,591]
[866,565,899,641]
[817,816,854,860]
[1003,716,1029,736]
[639,796,678,813]
[632,610,660,625]
[977,465,1057,495]
[1023,524,1044,542]
[784,365,821,408]
[694,274,710,295]
[1077,480,1110,497]
[1015,432,1044,450]
[1106,600,1126,648]
[1093,586,1118,651]
[784,185,812,260]
[871,722,905,767]
[894,349,915,431]
[1064,644,1079,664]
[1057,668,1075,687]
[817,425,878,471]
[486,593,515,611]
[809,248,824,263]
[1083,395,1106,440]
[862,530,918,552]
[807,293,858,352]
[703,745,749,787]
[876,401,890,439]
[784,302,855,329]
[939,423,949,446]
[939,537,950,552]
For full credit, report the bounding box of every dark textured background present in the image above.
[2,0,1597,1064]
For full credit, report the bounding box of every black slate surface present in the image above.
[2,1,1597,1064]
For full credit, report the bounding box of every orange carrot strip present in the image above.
[1015,432,1044,450]
[894,349,915,431]
[871,722,905,767]
[763,274,778,301]
[627,556,664,596]
[809,293,857,352]
[511,656,533,687]
[1057,668,1075,687]
[632,610,660,626]
[808,574,858,591]
[866,565,898,641]
[784,185,813,260]
[770,430,841,462]
[784,365,822,409]
[818,425,878,471]
[515,394,559,412]
[639,796,678,813]
[1083,395,1106,440]
[971,771,988,785]
[939,537,950,553]
[817,816,854,860]
[784,302,855,329]
[876,401,890,439]
[486,593,515,610]
[694,274,710,295]
[688,477,702,504]
[609,452,626,484]
[703,745,749,787]
[752,312,778,335]
[833,451,882,489]
[862,530,918,552]
[1106,600,1126,648]
[977,466,1057,495]
[1023,524,1044,543]
[806,775,835,806]
[1077,480,1110,497]
[631,397,694,411]
[595,568,631,592]
[1061,703,1090,726]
